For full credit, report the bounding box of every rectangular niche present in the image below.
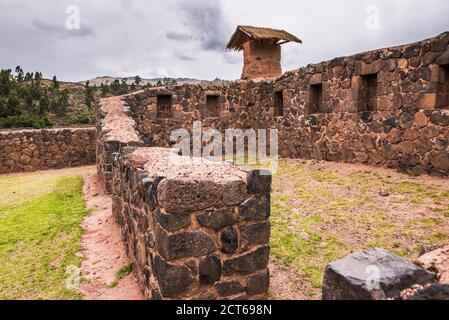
[157,95,173,119]
[308,83,323,113]
[442,65,449,108]
[274,91,284,116]
[206,95,220,118]
[359,73,378,112]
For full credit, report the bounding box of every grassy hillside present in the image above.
[0,67,144,129]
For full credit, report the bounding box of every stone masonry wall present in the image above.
[111,147,271,299]
[0,127,96,174]
[122,31,449,176]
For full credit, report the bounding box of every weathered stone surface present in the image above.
[223,246,270,275]
[197,208,238,230]
[219,226,239,253]
[239,194,270,221]
[246,169,272,194]
[408,284,449,300]
[199,255,222,285]
[430,110,449,126]
[153,255,197,298]
[155,209,191,232]
[322,248,435,300]
[241,221,271,248]
[155,226,217,260]
[246,269,270,295]
[215,280,245,297]
[430,152,449,171]
[417,245,449,284]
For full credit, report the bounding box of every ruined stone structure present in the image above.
[112,147,271,299]
[101,31,449,178]
[227,26,302,80]
[96,95,272,300]
[0,127,96,174]
[96,31,449,300]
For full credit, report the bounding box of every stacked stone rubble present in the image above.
[111,147,271,299]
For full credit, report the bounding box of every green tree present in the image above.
[24,72,33,81]
[85,86,95,110]
[39,95,49,115]
[0,69,13,96]
[34,72,43,82]
[15,66,24,83]
[134,75,142,86]
[7,91,21,116]
[110,80,121,95]
[52,76,60,89]
[0,96,6,117]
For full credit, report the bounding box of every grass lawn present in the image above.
[268,159,449,299]
[0,166,95,300]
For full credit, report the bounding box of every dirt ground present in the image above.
[79,174,143,300]
[268,159,449,300]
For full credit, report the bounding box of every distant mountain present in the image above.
[78,76,221,86]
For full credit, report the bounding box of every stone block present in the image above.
[322,248,435,300]
[238,194,270,221]
[219,226,239,254]
[241,221,271,248]
[155,209,191,232]
[223,246,270,275]
[199,254,222,285]
[246,169,272,194]
[215,280,245,297]
[153,255,197,298]
[197,208,238,231]
[155,226,217,260]
[246,269,270,295]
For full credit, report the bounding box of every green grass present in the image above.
[107,262,134,288]
[0,167,94,300]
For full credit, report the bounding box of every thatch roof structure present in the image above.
[227,25,302,51]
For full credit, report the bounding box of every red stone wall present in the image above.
[120,31,449,177]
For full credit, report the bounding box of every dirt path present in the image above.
[79,174,143,300]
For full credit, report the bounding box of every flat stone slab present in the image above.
[322,247,435,300]
[130,147,249,212]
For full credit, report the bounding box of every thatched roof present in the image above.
[227,25,302,51]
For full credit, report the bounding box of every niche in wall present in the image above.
[206,95,220,118]
[157,95,173,118]
[359,73,378,112]
[273,91,284,116]
[308,83,323,113]
[442,65,449,108]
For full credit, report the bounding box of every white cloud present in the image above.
[0,0,448,82]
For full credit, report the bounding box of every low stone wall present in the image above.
[0,127,96,174]
[95,96,143,193]
[111,147,271,299]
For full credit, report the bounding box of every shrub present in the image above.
[1,115,52,129]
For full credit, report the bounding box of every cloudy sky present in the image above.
[0,0,448,82]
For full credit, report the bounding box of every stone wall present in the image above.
[120,31,449,177]
[111,147,271,299]
[0,127,96,174]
